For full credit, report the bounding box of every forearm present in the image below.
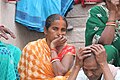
[51,51,68,76]
[99,11,116,45]
[68,65,81,80]
[100,63,114,80]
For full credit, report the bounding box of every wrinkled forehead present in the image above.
[83,59,98,69]
[83,54,100,69]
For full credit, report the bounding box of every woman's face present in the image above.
[44,19,67,43]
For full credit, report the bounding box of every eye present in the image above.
[61,28,67,32]
[52,27,58,31]
[92,69,98,73]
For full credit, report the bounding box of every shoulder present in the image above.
[23,39,42,50]
[115,68,120,80]
[88,5,107,15]
[76,69,88,80]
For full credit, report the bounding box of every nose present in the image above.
[87,71,93,77]
[58,30,63,35]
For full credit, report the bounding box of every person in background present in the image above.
[18,14,76,80]
[0,25,21,80]
[85,0,120,66]
[68,44,120,80]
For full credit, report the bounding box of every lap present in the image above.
[104,45,120,67]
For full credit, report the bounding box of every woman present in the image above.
[85,0,120,66]
[18,14,76,80]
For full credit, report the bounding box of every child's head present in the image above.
[45,14,68,30]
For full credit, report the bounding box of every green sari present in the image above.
[85,5,120,66]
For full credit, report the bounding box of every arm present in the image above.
[91,44,114,80]
[50,35,74,76]
[99,0,119,45]
[99,11,116,44]
[85,6,107,46]
[101,63,114,80]
[51,50,74,76]
[68,47,92,80]
[85,3,118,46]
[68,65,81,80]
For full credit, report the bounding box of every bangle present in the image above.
[50,48,58,52]
[51,57,61,62]
[106,24,116,27]
[51,59,60,63]
[106,22,116,24]
[107,20,116,22]
[106,22,116,27]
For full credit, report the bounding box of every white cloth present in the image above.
[76,66,120,80]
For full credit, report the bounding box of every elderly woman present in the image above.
[18,14,76,80]
[85,0,120,66]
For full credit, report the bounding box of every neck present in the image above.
[45,38,51,48]
[98,73,103,80]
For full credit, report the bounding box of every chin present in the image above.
[88,77,98,80]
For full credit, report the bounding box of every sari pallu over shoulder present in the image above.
[18,38,75,80]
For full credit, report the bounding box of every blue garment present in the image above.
[15,0,73,32]
[0,41,21,80]
[61,0,74,16]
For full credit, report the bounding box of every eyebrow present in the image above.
[83,66,98,70]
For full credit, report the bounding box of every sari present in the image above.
[0,41,21,80]
[85,5,120,66]
[18,38,75,80]
[15,0,73,32]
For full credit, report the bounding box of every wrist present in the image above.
[74,65,81,70]
[75,62,82,68]
[50,48,58,52]
[109,11,116,21]
[99,62,108,68]
[51,57,61,63]
[106,21,116,28]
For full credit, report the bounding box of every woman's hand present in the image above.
[0,25,16,40]
[50,35,67,49]
[116,0,120,19]
[106,0,119,12]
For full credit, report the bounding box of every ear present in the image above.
[44,27,47,35]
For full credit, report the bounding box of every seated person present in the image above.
[85,0,120,66]
[18,14,76,80]
[68,44,120,80]
[0,25,21,80]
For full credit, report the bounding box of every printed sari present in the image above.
[18,38,75,80]
[85,5,120,66]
